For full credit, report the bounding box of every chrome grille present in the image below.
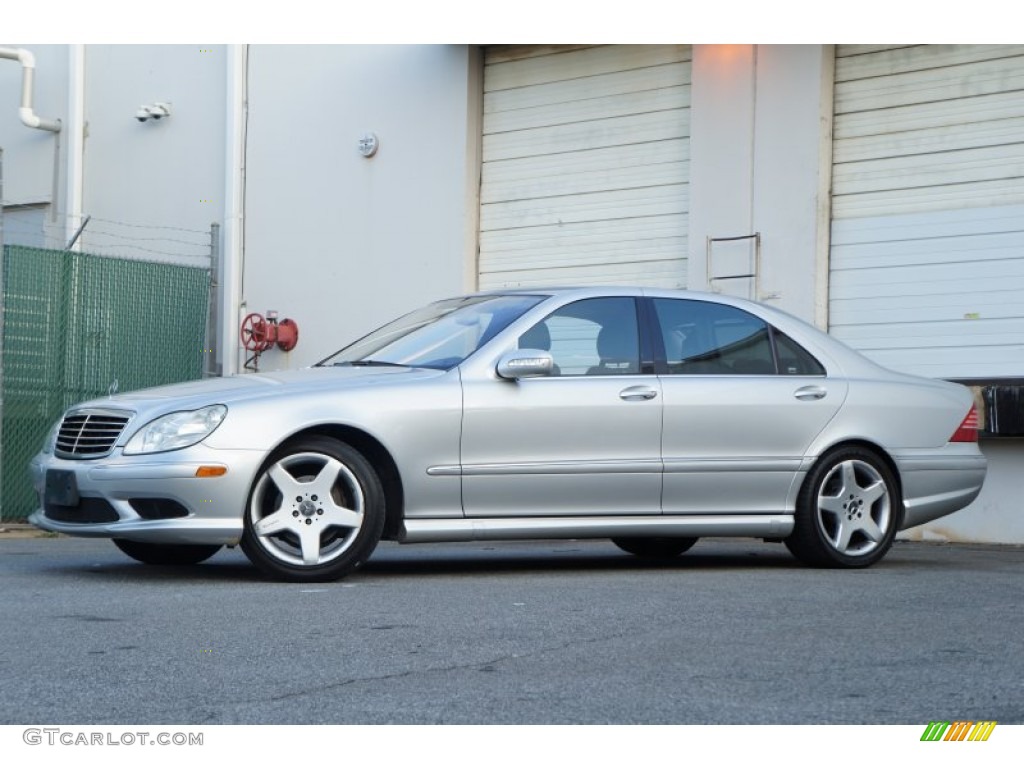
[55,409,132,458]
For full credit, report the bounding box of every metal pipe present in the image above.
[0,47,62,133]
[206,222,221,378]
[222,44,248,376]
[64,214,91,250]
[65,45,86,247]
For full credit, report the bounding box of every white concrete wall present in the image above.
[4,44,479,372]
[2,45,226,258]
[0,44,68,246]
[78,45,227,266]
[688,45,831,326]
[902,440,1024,545]
[239,45,479,371]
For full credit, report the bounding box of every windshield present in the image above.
[317,294,545,370]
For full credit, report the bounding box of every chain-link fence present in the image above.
[1,244,212,521]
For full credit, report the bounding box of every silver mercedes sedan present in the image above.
[29,287,986,581]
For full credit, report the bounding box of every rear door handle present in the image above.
[794,385,827,401]
[620,386,658,402]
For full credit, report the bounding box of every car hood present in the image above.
[73,365,449,415]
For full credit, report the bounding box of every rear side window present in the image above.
[651,299,824,376]
[652,299,774,374]
[774,331,826,376]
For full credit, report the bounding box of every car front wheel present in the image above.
[786,446,901,568]
[240,436,385,582]
[113,539,222,565]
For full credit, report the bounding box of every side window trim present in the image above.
[636,297,660,375]
[766,325,782,376]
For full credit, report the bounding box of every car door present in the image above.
[649,297,848,515]
[459,296,663,517]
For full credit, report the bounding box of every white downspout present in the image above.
[0,47,62,133]
[221,44,248,377]
[65,45,86,249]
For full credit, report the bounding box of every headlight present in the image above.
[123,405,227,455]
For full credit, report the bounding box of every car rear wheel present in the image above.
[786,446,901,568]
[113,539,222,565]
[611,537,698,558]
[240,436,385,582]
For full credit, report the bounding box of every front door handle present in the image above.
[794,385,827,401]
[619,386,658,402]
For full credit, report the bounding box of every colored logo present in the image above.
[920,721,997,742]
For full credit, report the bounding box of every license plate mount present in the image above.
[45,469,80,507]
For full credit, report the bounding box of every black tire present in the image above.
[240,436,385,582]
[113,539,222,565]
[785,446,901,568]
[612,537,698,558]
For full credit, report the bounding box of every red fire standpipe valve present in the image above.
[239,312,300,371]
[276,318,299,351]
[240,312,274,352]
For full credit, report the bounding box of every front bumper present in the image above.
[28,445,266,545]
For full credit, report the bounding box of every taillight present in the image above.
[950,404,979,443]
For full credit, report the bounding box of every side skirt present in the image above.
[399,515,794,544]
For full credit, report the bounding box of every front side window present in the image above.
[518,298,640,376]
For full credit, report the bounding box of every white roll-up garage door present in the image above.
[479,45,691,290]
[829,44,1024,379]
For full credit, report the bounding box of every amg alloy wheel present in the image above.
[786,446,901,568]
[240,436,385,582]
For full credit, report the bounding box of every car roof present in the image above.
[473,285,780,313]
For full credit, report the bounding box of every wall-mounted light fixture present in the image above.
[135,102,172,123]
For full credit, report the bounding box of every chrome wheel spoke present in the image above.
[840,460,859,496]
[858,516,885,543]
[254,509,293,536]
[321,502,362,530]
[312,458,343,493]
[861,480,887,506]
[297,525,322,565]
[268,462,302,497]
[818,494,847,517]
[834,519,854,552]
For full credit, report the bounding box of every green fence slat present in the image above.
[1,245,211,521]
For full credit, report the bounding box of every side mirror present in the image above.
[496,349,554,380]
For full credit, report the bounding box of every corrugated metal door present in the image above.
[479,45,691,289]
[829,45,1024,379]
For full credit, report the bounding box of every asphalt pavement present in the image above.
[1,534,1021,725]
